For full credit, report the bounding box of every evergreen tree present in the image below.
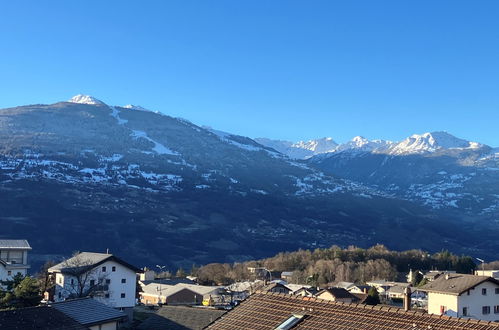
[365,287,380,305]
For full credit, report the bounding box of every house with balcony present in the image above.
[420,273,499,322]
[48,252,141,321]
[0,239,31,283]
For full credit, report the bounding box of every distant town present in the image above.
[1,240,498,329]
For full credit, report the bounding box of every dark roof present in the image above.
[48,252,141,274]
[262,282,291,292]
[137,305,226,330]
[419,274,499,295]
[206,291,499,330]
[0,306,87,330]
[50,297,126,326]
[317,287,357,299]
[0,239,31,249]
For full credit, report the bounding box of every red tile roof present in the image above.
[206,291,499,329]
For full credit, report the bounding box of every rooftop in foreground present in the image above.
[207,291,499,330]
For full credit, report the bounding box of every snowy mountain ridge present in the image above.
[68,94,105,105]
[258,131,487,159]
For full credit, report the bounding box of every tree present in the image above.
[176,267,186,278]
[411,270,424,287]
[13,277,42,307]
[365,287,380,305]
[58,252,108,299]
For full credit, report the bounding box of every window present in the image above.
[105,293,110,298]
[121,293,126,298]
[466,290,470,295]
[90,280,95,287]
[7,271,11,276]
[276,314,305,330]
[102,266,106,272]
[59,277,62,284]
[462,307,468,316]
[483,306,491,315]
[112,266,116,272]
[482,288,487,295]
[58,292,62,299]
[494,306,499,314]
[495,288,499,294]
[106,279,111,284]
[121,278,126,283]
[70,279,74,285]
[440,306,447,315]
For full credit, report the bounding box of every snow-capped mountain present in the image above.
[68,94,105,105]
[258,131,485,159]
[0,96,497,268]
[388,131,483,155]
[254,137,338,159]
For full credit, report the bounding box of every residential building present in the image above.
[475,270,499,279]
[140,282,224,306]
[50,297,127,330]
[48,252,141,321]
[0,239,31,282]
[315,287,359,303]
[420,274,499,322]
[261,282,291,294]
[280,271,293,282]
[206,291,499,329]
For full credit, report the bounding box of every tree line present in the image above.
[193,244,479,286]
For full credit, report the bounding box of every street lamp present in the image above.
[156,265,167,304]
[476,258,485,275]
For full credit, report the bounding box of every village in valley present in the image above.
[1,239,499,329]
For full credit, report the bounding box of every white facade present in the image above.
[0,244,31,282]
[53,259,137,309]
[427,281,499,322]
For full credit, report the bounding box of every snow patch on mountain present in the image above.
[109,106,128,125]
[131,130,179,155]
[68,94,105,105]
[123,104,154,112]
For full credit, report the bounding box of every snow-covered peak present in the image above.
[334,136,393,154]
[68,94,104,105]
[389,131,481,155]
[123,104,153,112]
[292,137,338,153]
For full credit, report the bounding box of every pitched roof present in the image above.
[262,282,291,292]
[0,305,87,330]
[419,274,499,295]
[137,305,226,330]
[50,297,126,326]
[142,283,223,297]
[0,239,31,249]
[48,252,141,274]
[317,287,357,300]
[206,291,499,330]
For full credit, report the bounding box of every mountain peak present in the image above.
[391,131,480,154]
[68,94,105,105]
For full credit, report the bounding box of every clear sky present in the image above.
[0,1,498,146]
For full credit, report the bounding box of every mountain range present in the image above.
[0,95,497,270]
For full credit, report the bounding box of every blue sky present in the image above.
[0,1,498,146]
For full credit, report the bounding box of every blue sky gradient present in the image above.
[0,1,498,145]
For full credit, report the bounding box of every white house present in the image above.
[48,252,141,321]
[0,239,31,282]
[420,273,499,322]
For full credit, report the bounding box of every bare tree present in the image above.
[59,252,108,299]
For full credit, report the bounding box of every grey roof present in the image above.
[0,305,87,330]
[0,239,31,249]
[48,252,141,274]
[419,274,499,295]
[50,297,126,326]
[137,305,225,330]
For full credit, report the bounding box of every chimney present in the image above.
[403,287,412,311]
[445,273,450,280]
